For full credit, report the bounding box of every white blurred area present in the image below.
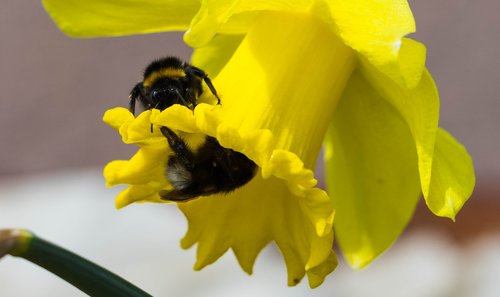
[0,169,499,297]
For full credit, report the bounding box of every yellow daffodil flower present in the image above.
[43,0,475,288]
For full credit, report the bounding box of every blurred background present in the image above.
[0,0,499,296]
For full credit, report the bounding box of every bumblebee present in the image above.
[129,56,220,115]
[159,126,257,201]
[129,57,257,201]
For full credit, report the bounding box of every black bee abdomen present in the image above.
[161,133,258,201]
[192,137,257,194]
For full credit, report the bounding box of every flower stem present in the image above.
[1,229,151,297]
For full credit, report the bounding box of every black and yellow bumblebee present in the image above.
[129,56,220,114]
[129,57,257,201]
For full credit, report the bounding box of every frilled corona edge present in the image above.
[103,104,336,287]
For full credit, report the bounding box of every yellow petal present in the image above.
[184,0,311,47]
[178,174,335,288]
[186,0,414,67]
[325,70,420,268]
[103,108,165,145]
[102,107,134,131]
[360,53,439,202]
[42,0,200,37]
[152,105,200,134]
[104,146,171,209]
[115,184,164,209]
[103,108,175,208]
[103,146,168,187]
[212,11,355,168]
[191,34,245,77]
[374,38,427,89]
[306,252,338,288]
[326,0,415,65]
[425,128,475,220]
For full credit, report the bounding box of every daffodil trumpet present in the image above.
[43,0,475,289]
[104,11,353,287]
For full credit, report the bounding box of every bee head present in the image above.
[148,77,189,110]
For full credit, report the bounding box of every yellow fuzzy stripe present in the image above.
[143,68,186,87]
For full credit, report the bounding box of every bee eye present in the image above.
[151,89,167,101]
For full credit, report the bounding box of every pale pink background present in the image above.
[1,1,498,178]
[0,1,498,234]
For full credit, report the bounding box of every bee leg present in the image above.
[202,76,221,105]
[184,87,199,109]
[129,83,142,115]
[160,126,195,171]
[188,66,221,105]
[172,89,193,109]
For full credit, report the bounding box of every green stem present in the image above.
[2,229,151,297]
